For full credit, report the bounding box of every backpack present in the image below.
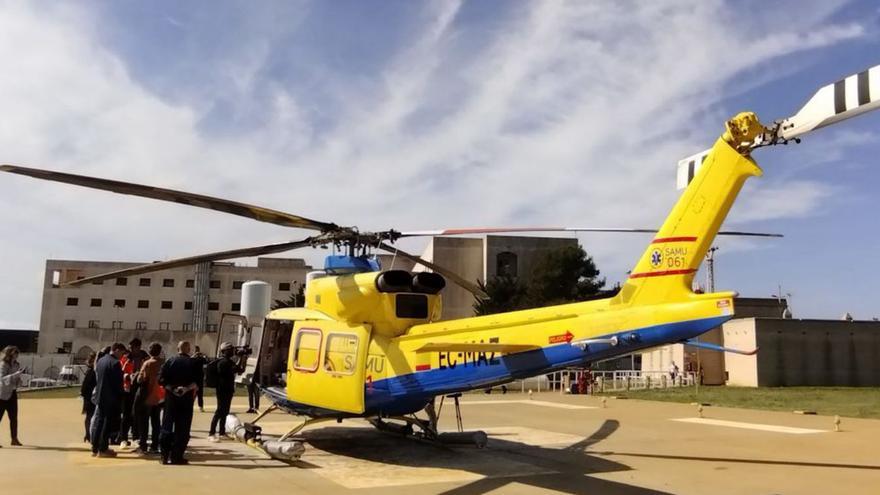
[205,359,219,388]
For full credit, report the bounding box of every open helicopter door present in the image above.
[287,320,371,414]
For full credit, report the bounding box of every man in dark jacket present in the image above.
[208,342,243,441]
[80,352,97,443]
[158,340,202,465]
[91,343,126,457]
[192,346,207,412]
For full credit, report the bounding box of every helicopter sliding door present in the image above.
[287,320,370,414]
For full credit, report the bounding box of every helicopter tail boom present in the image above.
[614,128,762,306]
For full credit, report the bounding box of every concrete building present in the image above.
[418,235,579,319]
[640,297,788,384]
[0,329,39,353]
[38,257,313,361]
[724,318,880,386]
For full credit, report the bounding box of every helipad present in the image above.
[3,392,878,494]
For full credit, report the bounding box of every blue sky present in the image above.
[0,0,878,328]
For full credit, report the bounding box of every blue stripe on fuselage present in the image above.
[363,314,731,416]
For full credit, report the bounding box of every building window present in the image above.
[206,324,218,332]
[135,321,147,330]
[162,278,174,288]
[88,320,100,329]
[209,280,220,289]
[233,281,243,290]
[161,300,173,310]
[279,282,291,291]
[182,323,192,332]
[231,303,241,312]
[66,297,79,306]
[90,298,102,307]
[496,251,518,278]
[137,300,149,309]
[159,322,170,331]
[139,278,151,287]
[184,301,193,310]
[116,277,127,286]
[62,341,73,353]
[208,302,219,311]
[113,299,125,308]
[64,319,75,329]
[185,279,194,288]
[91,279,103,285]
[112,321,123,330]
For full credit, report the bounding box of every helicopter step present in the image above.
[438,431,489,448]
[369,394,488,448]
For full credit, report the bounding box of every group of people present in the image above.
[79,338,250,465]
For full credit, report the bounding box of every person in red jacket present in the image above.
[115,349,136,446]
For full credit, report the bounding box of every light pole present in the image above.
[771,284,793,317]
[705,246,719,293]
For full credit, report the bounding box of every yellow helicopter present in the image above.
[3,63,878,456]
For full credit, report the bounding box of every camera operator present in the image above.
[208,342,245,442]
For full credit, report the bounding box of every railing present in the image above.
[489,369,698,394]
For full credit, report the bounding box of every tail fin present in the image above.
[613,136,762,306]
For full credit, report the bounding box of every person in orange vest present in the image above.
[134,342,164,455]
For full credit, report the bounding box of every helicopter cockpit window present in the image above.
[323,333,359,376]
[396,294,428,319]
[292,328,322,372]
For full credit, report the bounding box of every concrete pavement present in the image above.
[1,392,878,494]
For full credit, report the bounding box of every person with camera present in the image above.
[192,346,207,413]
[0,345,26,447]
[158,340,202,465]
[208,342,244,442]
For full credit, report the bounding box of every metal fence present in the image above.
[495,369,698,394]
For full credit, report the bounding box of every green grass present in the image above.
[600,387,880,419]
[18,386,80,399]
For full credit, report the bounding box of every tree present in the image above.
[473,275,528,315]
[474,244,608,315]
[527,244,606,307]
[271,281,306,310]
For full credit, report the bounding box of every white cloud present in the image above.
[0,0,870,328]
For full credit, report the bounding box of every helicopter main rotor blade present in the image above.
[377,242,489,299]
[400,227,782,238]
[778,63,880,141]
[678,64,880,189]
[66,238,317,286]
[0,165,338,232]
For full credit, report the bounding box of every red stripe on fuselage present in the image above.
[415,364,431,371]
[651,236,697,243]
[630,268,697,279]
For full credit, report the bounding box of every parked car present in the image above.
[58,364,88,384]
[27,377,59,388]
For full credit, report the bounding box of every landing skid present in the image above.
[369,394,488,449]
